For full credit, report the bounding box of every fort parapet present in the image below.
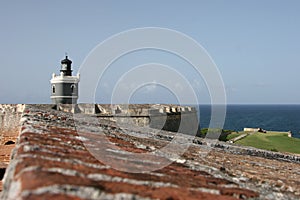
[0,104,300,199]
[55,104,199,135]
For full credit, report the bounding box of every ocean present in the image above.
[198,105,300,138]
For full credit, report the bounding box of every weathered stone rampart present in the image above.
[0,104,24,191]
[0,104,300,199]
[0,104,24,145]
[56,104,200,135]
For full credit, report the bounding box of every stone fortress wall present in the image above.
[0,104,25,191]
[1,104,300,164]
[0,103,199,145]
[0,104,25,145]
[1,104,300,199]
[57,104,200,136]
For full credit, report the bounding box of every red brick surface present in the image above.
[1,105,300,199]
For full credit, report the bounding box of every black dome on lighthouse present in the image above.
[60,55,73,76]
[61,56,72,64]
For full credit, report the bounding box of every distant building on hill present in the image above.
[50,56,80,104]
[244,127,266,133]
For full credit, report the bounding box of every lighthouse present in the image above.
[50,55,80,104]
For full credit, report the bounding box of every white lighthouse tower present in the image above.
[50,55,80,104]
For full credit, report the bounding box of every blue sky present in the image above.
[0,0,300,104]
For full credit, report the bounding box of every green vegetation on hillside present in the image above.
[198,129,300,154]
[234,132,300,154]
[198,128,235,141]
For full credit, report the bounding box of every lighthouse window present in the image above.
[71,84,76,93]
[52,85,55,94]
